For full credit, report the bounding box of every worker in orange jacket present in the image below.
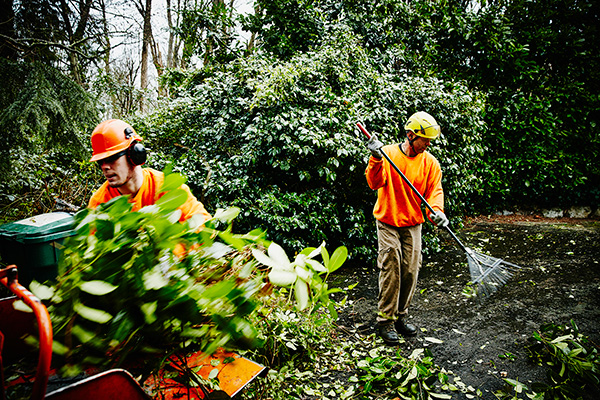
[88,119,211,224]
[365,112,449,346]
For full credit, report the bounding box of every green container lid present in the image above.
[0,212,76,243]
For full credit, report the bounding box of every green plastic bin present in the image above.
[0,212,76,287]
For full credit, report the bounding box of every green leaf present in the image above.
[328,246,348,273]
[550,334,573,344]
[52,340,70,356]
[12,300,32,313]
[305,258,327,273]
[156,188,188,211]
[141,302,157,324]
[320,246,330,267]
[295,265,312,282]
[429,393,452,399]
[209,368,219,379]
[160,172,186,192]
[252,247,278,269]
[568,348,584,357]
[407,365,418,380]
[218,231,246,250]
[71,324,96,344]
[181,326,210,338]
[143,269,169,290]
[269,269,297,287]
[213,207,241,223]
[74,303,113,324]
[202,280,236,300]
[80,280,117,296]
[29,281,54,300]
[187,213,209,230]
[268,242,291,266]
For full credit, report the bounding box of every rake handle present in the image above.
[356,122,469,253]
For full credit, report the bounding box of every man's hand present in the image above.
[431,211,449,228]
[367,135,384,159]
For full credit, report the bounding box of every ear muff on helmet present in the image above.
[124,126,147,166]
[127,140,147,166]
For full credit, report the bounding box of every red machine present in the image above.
[0,265,265,400]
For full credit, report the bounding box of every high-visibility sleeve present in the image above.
[365,144,444,228]
[88,168,211,223]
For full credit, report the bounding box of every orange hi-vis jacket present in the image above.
[88,168,211,223]
[365,144,444,228]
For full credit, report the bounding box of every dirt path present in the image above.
[336,216,600,399]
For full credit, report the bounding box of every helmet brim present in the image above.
[89,143,130,162]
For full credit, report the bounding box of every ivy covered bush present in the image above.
[137,28,487,264]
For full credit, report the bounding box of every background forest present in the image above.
[0,0,598,264]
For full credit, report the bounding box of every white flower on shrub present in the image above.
[252,242,328,310]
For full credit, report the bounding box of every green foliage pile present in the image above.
[26,170,346,378]
[139,28,486,262]
[496,321,600,399]
[241,304,479,400]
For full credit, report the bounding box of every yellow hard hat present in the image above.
[404,112,441,140]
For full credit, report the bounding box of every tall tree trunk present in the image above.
[99,0,119,117]
[166,0,174,68]
[58,0,92,86]
[246,3,260,54]
[139,0,152,110]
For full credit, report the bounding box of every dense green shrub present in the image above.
[136,29,486,264]
[333,0,600,210]
[0,149,100,223]
[0,59,100,222]
[244,0,599,211]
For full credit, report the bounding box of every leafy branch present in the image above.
[28,169,347,379]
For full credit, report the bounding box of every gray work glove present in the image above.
[367,135,384,159]
[431,211,449,228]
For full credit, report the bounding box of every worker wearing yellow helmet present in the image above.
[88,119,211,223]
[365,111,448,346]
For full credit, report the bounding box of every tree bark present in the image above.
[58,0,93,86]
[139,0,153,110]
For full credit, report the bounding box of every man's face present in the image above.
[409,134,431,154]
[97,152,133,188]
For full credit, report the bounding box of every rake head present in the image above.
[466,248,522,297]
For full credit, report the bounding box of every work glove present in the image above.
[431,211,449,228]
[367,135,384,159]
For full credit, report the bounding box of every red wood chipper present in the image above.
[0,265,265,400]
[0,213,266,400]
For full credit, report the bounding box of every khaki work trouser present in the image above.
[376,220,422,324]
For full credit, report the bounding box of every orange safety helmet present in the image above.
[90,119,145,163]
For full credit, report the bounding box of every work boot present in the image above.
[395,318,418,337]
[377,323,400,345]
